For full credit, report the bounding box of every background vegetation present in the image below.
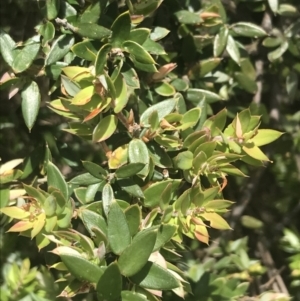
[0,0,299,300]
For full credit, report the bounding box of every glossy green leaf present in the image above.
[96,263,122,301]
[242,145,270,161]
[74,23,111,40]
[12,43,39,73]
[123,40,155,64]
[70,172,101,185]
[0,30,16,66]
[47,162,69,200]
[250,129,283,146]
[132,0,163,15]
[130,28,150,45]
[82,161,107,179]
[117,178,145,199]
[113,73,128,113]
[150,27,170,41]
[174,10,202,24]
[128,139,149,178]
[80,1,102,23]
[140,98,177,126]
[201,212,232,230]
[231,22,267,38]
[111,11,131,47]
[121,291,147,301]
[187,88,222,104]
[125,204,141,236]
[142,38,166,55]
[43,0,60,20]
[154,82,176,96]
[154,224,177,251]
[79,208,107,236]
[115,162,145,178]
[101,182,115,217]
[45,34,74,65]
[118,229,157,276]
[39,21,55,46]
[235,72,257,93]
[60,254,104,283]
[71,85,94,105]
[71,40,97,61]
[226,35,240,65]
[92,115,118,142]
[130,261,180,290]
[107,201,131,254]
[214,26,229,57]
[267,41,289,62]
[174,151,193,170]
[95,44,112,76]
[147,142,173,168]
[21,81,41,131]
[144,179,181,207]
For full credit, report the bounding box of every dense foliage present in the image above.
[0,0,299,301]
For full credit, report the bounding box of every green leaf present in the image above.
[92,115,118,142]
[115,162,145,178]
[130,261,180,290]
[128,139,149,178]
[102,183,114,217]
[80,1,102,23]
[132,0,163,15]
[140,98,177,126]
[82,161,107,179]
[121,291,147,301]
[123,40,155,64]
[241,215,263,229]
[107,201,131,255]
[71,85,94,105]
[0,207,30,219]
[96,263,122,301]
[113,73,128,113]
[71,40,97,61]
[47,162,69,200]
[250,129,283,146]
[12,43,39,73]
[95,44,112,76]
[150,27,170,41]
[242,145,270,161]
[231,22,267,38]
[226,35,240,65]
[0,30,16,66]
[268,0,279,13]
[174,151,193,170]
[142,38,166,55]
[148,142,173,168]
[154,224,177,251]
[117,178,145,199]
[79,209,107,236]
[45,34,75,66]
[214,26,229,57]
[130,28,150,45]
[60,254,104,283]
[39,21,55,46]
[43,0,60,20]
[125,205,141,236]
[235,72,257,94]
[74,23,111,40]
[21,81,41,131]
[187,88,222,104]
[144,179,181,207]
[111,11,131,47]
[286,71,298,101]
[70,172,101,185]
[118,229,157,276]
[201,212,232,230]
[154,82,176,96]
[174,10,202,24]
[44,195,56,217]
[267,41,289,62]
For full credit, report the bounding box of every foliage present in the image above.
[0,0,299,300]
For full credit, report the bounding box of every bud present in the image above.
[152,63,177,82]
